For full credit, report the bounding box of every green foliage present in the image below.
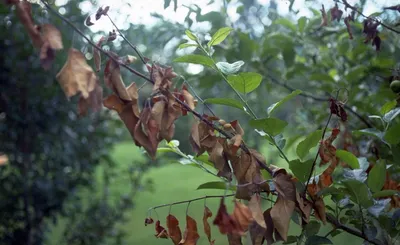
[367,161,386,192]
[174,54,214,67]
[227,72,263,94]
[207,27,233,47]
[204,98,244,111]
[267,90,302,115]
[289,159,313,182]
[343,180,374,208]
[215,61,244,75]
[335,150,360,169]
[249,117,288,136]
[296,130,323,160]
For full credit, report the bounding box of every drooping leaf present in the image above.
[314,197,327,225]
[56,48,97,99]
[174,55,214,67]
[179,215,200,245]
[155,220,169,239]
[267,90,302,115]
[367,161,386,192]
[167,215,182,245]
[248,194,266,228]
[305,235,333,245]
[249,117,288,136]
[213,198,242,235]
[227,72,262,94]
[384,123,400,145]
[40,24,63,70]
[271,196,295,241]
[216,61,244,75]
[335,150,359,169]
[343,179,374,208]
[232,200,254,232]
[93,36,105,72]
[77,82,103,116]
[227,234,242,245]
[208,27,233,46]
[203,206,214,245]
[296,130,323,160]
[204,98,244,111]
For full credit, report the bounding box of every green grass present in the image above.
[47,141,362,245]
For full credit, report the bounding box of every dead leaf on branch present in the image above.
[15,1,42,48]
[167,214,182,245]
[155,220,169,239]
[148,64,177,92]
[145,217,154,226]
[248,194,266,228]
[344,16,354,39]
[213,198,242,235]
[104,56,131,101]
[182,84,195,110]
[330,4,343,22]
[56,48,97,99]
[78,82,103,116]
[314,197,327,225]
[232,199,254,233]
[203,206,215,245]
[93,36,106,72]
[179,215,200,245]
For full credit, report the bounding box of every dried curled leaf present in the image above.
[167,214,182,245]
[145,217,154,226]
[203,206,215,245]
[320,4,328,26]
[227,234,243,245]
[149,64,177,92]
[78,82,103,116]
[213,198,241,235]
[179,215,200,245]
[330,4,343,22]
[16,1,42,48]
[232,200,253,233]
[93,36,106,72]
[314,197,327,225]
[56,48,97,99]
[155,220,169,239]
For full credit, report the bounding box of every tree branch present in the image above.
[338,0,400,35]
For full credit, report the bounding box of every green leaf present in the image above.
[298,16,308,33]
[274,18,297,32]
[353,128,384,139]
[384,123,400,145]
[178,43,198,49]
[216,60,244,75]
[383,108,400,123]
[268,89,302,115]
[305,235,333,245]
[207,27,233,46]
[305,221,321,237]
[296,130,323,160]
[289,159,313,182]
[380,100,397,115]
[367,161,386,192]
[173,54,214,67]
[197,181,235,190]
[336,150,360,169]
[227,72,262,94]
[372,190,398,198]
[204,98,244,111]
[343,179,374,208]
[249,117,288,136]
[185,30,197,41]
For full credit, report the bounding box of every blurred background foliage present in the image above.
[0,0,399,244]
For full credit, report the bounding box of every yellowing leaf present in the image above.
[56,48,97,99]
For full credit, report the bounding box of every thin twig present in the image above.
[338,0,400,35]
[106,14,147,64]
[148,194,235,211]
[267,74,374,128]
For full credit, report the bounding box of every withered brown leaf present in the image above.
[213,198,241,235]
[179,215,200,245]
[270,196,295,241]
[248,194,266,228]
[314,197,327,225]
[93,36,105,72]
[155,220,169,239]
[167,214,182,245]
[56,48,97,99]
[182,85,195,110]
[78,82,103,116]
[104,57,131,101]
[232,200,253,233]
[40,23,63,70]
[16,1,42,48]
[320,4,328,26]
[203,206,215,245]
[145,217,154,226]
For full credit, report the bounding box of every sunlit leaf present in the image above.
[178,43,198,49]
[208,27,233,46]
[335,150,359,169]
[185,30,197,41]
[227,72,262,94]
[380,100,397,115]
